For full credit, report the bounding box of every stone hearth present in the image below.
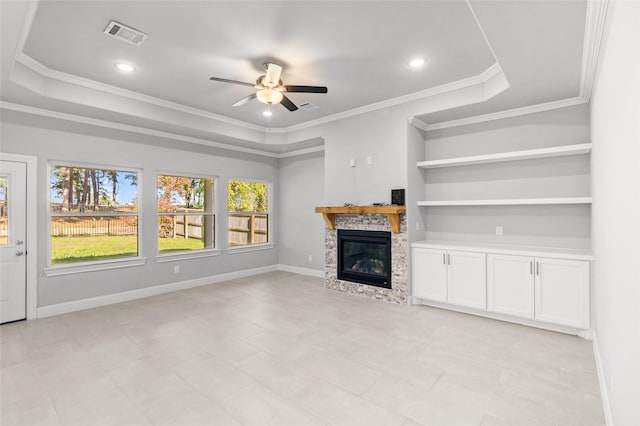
[324,213,408,303]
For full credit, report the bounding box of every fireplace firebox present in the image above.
[337,229,391,289]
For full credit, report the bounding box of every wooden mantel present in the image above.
[315,206,406,233]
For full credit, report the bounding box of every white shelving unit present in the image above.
[417,143,591,169]
[417,143,592,207]
[417,197,592,206]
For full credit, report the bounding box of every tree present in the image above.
[228,181,267,212]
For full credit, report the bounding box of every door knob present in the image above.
[16,240,24,245]
[15,251,24,256]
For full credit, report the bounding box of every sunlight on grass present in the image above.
[158,237,203,253]
[51,235,208,263]
[52,236,137,264]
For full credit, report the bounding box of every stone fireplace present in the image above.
[316,206,408,304]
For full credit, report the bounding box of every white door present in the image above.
[534,257,590,329]
[447,250,486,309]
[0,161,27,323]
[487,254,535,319]
[412,248,447,302]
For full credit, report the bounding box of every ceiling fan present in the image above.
[209,62,327,112]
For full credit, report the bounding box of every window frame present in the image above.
[226,178,274,253]
[156,171,220,261]
[44,161,145,276]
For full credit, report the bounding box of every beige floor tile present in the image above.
[0,272,604,426]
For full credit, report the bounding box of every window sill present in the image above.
[156,249,222,263]
[44,257,148,277]
[227,243,275,254]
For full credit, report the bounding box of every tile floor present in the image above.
[1,271,605,426]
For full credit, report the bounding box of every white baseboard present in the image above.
[592,331,614,426]
[277,264,324,278]
[36,264,278,318]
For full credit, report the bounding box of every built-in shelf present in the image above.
[417,197,593,206]
[315,206,406,233]
[417,143,592,169]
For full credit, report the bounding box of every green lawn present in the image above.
[51,236,204,263]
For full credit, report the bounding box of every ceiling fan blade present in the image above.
[209,76,255,87]
[232,93,257,107]
[280,94,298,111]
[284,85,328,94]
[264,63,283,87]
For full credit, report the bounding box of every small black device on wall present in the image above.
[391,189,405,206]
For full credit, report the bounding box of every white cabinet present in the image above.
[412,248,447,302]
[487,254,535,319]
[412,248,486,309]
[487,254,590,329]
[535,257,590,329]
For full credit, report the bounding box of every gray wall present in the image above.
[590,2,640,425]
[1,111,279,307]
[420,104,592,249]
[278,151,325,272]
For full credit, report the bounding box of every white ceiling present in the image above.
[1,0,589,154]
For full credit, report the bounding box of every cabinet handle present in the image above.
[447,254,451,265]
[530,261,533,275]
[443,253,446,265]
[536,262,540,276]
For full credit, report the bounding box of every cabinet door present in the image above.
[447,251,486,309]
[487,254,535,319]
[412,248,447,302]
[534,258,590,328]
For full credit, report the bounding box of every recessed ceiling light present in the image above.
[407,58,426,69]
[262,110,273,117]
[115,63,135,72]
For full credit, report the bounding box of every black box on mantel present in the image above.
[391,189,405,206]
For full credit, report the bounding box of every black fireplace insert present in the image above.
[337,229,391,289]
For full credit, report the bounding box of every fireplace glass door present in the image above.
[337,229,391,289]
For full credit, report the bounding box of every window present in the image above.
[49,165,138,264]
[227,180,269,247]
[157,175,215,253]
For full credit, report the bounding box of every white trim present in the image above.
[278,63,504,134]
[277,145,325,158]
[43,257,148,277]
[592,331,614,426]
[156,249,222,262]
[0,153,38,320]
[417,143,592,168]
[15,53,265,133]
[277,264,324,278]
[0,102,281,158]
[412,297,588,336]
[227,243,275,254]
[417,197,593,207]
[407,117,430,132]
[425,97,588,131]
[36,264,278,318]
[580,0,610,101]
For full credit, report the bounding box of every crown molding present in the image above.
[14,53,266,133]
[423,96,588,131]
[407,117,430,132]
[580,0,609,101]
[0,101,325,159]
[277,63,504,134]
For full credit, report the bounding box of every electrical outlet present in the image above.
[416,221,420,231]
[173,265,179,274]
[349,159,356,167]
[308,255,313,262]
[366,156,373,165]
[495,226,503,236]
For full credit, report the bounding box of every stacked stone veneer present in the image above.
[325,214,407,303]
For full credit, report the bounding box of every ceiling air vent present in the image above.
[298,102,319,111]
[103,21,148,46]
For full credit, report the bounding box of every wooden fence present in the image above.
[228,213,268,246]
[50,217,137,237]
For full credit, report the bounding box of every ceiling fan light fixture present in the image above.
[256,89,283,105]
